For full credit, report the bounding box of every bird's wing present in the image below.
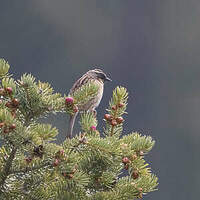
[69,73,91,96]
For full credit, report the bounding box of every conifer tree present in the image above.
[0,59,158,200]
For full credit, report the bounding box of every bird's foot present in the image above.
[92,109,97,117]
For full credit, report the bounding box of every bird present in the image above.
[67,69,111,139]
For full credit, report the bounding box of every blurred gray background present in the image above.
[0,0,199,199]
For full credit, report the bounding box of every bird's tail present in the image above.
[67,112,78,139]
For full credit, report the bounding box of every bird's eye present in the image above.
[96,72,106,80]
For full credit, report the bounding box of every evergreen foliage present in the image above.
[0,59,158,200]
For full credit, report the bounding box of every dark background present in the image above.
[0,1,199,199]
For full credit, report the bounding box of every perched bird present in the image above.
[67,69,111,138]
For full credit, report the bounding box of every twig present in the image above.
[0,147,17,188]
[110,106,118,136]
[0,117,31,191]
[10,162,52,175]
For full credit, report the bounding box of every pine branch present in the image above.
[0,58,158,199]
[0,59,10,78]
[0,146,17,189]
[104,86,128,137]
[64,83,99,116]
[80,112,97,134]
[71,82,99,106]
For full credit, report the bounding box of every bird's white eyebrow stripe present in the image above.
[90,69,103,73]
[90,69,107,77]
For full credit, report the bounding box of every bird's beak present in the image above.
[105,76,112,82]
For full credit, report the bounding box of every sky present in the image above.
[1,1,200,199]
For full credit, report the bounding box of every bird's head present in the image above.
[88,69,112,83]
